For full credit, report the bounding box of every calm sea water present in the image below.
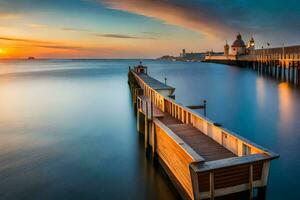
[0,59,299,199]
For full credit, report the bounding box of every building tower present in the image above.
[224,41,229,56]
[247,37,255,50]
[181,49,186,58]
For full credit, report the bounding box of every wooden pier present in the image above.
[128,63,279,200]
[205,45,300,85]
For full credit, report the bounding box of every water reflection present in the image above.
[147,61,300,200]
[0,60,180,200]
[256,77,266,108]
[1,60,300,200]
[278,82,294,130]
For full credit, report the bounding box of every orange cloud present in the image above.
[26,24,48,29]
[0,36,89,58]
[100,0,235,39]
[96,33,156,40]
[0,13,20,19]
[0,36,53,44]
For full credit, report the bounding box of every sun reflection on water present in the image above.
[278,82,294,130]
[256,77,266,108]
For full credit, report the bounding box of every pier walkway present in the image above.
[137,98,236,161]
[128,64,279,200]
[159,115,236,162]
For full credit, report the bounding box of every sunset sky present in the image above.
[0,0,299,58]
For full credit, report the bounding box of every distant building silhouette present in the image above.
[224,41,229,56]
[231,33,246,55]
[205,33,255,61]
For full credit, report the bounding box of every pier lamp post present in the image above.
[262,46,264,64]
[282,43,285,59]
[203,100,207,117]
[266,43,270,56]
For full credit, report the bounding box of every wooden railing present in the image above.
[131,70,277,158]
[130,69,279,199]
[239,52,300,62]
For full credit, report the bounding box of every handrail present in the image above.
[190,153,277,173]
[162,95,279,158]
[130,70,279,159]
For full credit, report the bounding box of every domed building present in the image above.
[231,33,246,55]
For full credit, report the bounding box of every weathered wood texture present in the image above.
[159,114,236,161]
[154,121,202,200]
[197,161,262,192]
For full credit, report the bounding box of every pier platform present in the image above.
[204,45,300,85]
[128,64,279,200]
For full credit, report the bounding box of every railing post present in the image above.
[189,165,200,200]
[210,172,214,200]
[145,101,149,150]
[151,121,156,154]
[249,164,253,200]
[137,99,140,133]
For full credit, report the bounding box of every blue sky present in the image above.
[0,0,299,58]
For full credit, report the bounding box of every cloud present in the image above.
[0,36,52,44]
[27,23,48,28]
[0,13,20,19]
[142,31,161,35]
[0,36,84,51]
[96,33,155,39]
[99,0,238,38]
[99,0,300,44]
[32,45,84,50]
[62,27,91,32]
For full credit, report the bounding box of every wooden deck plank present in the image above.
[138,73,175,91]
[158,112,237,162]
[140,98,236,161]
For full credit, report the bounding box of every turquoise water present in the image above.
[0,59,299,199]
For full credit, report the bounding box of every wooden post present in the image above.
[297,65,300,85]
[288,62,291,82]
[275,55,278,78]
[145,101,149,150]
[292,62,295,84]
[210,172,214,200]
[283,61,286,81]
[261,161,270,186]
[275,63,278,79]
[204,100,207,117]
[151,101,153,120]
[279,62,282,80]
[298,55,300,84]
[296,66,298,85]
[189,166,200,200]
[257,160,270,200]
[186,111,189,124]
[249,165,253,200]
[151,122,156,154]
[137,104,140,133]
